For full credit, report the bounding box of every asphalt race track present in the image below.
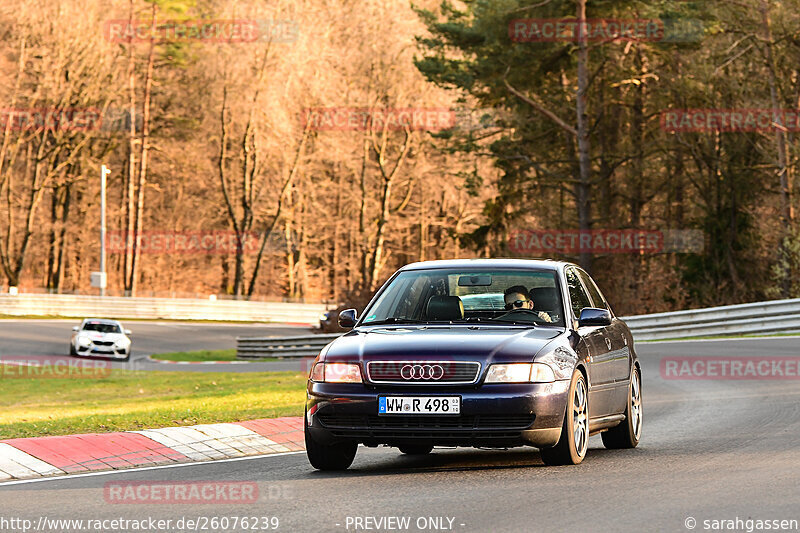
[0,320,312,372]
[1,336,799,532]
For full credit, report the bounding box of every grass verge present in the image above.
[149,349,280,362]
[0,367,306,439]
[150,349,236,362]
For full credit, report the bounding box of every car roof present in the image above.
[82,318,122,326]
[398,258,574,272]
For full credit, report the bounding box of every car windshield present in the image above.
[83,322,121,334]
[360,269,565,327]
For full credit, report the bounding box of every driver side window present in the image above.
[566,268,592,319]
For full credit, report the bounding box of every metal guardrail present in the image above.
[236,298,800,359]
[236,334,340,359]
[621,298,800,340]
[0,293,327,324]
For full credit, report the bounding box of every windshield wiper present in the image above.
[364,318,428,325]
[487,319,538,326]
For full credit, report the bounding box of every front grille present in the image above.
[318,414,534,430]
[366,361,480,384]
[92,341,114,346]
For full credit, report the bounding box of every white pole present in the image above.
[100,165,110,296]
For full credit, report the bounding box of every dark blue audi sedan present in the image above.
[305,259,642,470]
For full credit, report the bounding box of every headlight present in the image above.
[485,363,555,383]
[309,362,362,383]
[77,335,91,346]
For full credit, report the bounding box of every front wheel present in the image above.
[602,366,642,449]
[540,369,589,466]
[305,413,357,471]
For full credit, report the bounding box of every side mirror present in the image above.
[124,329,132,336]
[72,326,79,332]
[578,307,612,327]
[338,308,357,329]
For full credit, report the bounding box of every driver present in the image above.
[502,285,553,323]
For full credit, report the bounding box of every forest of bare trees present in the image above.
[0,0,798,315]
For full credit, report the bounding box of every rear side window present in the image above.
[578,269,610,312]
[566,268,592,318]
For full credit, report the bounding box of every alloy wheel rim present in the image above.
[630,370,642,440]
[573,378,588,457]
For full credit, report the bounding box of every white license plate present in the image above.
[378,396,460,415]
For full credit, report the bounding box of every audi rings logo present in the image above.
[400,364,445,380]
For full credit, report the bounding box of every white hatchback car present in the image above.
[70,318,132,361]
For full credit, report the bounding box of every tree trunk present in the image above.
[124,0,137,294]
[358,134,370,292]
[760,0,794,296]
[575,0,593,271]
[330,167,343,302]
[245,124,310,297]
[129,2,156,296]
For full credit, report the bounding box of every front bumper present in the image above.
[306,380,570,449]
[75,344,128,358]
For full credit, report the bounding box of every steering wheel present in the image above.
[497,309,540,320]
[497,308,557,324]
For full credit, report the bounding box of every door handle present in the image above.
[605,337,612,350]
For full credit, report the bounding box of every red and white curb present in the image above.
[0,417,303,481]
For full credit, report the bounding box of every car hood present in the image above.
[79,331,127,342]
[322,326,563,364]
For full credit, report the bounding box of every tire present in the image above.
[541,369,589,466]
[305,412,357,471]
[69,344,76,356]
[121,351,131,362]
[602,366,642,449]
[398,444,433,455]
